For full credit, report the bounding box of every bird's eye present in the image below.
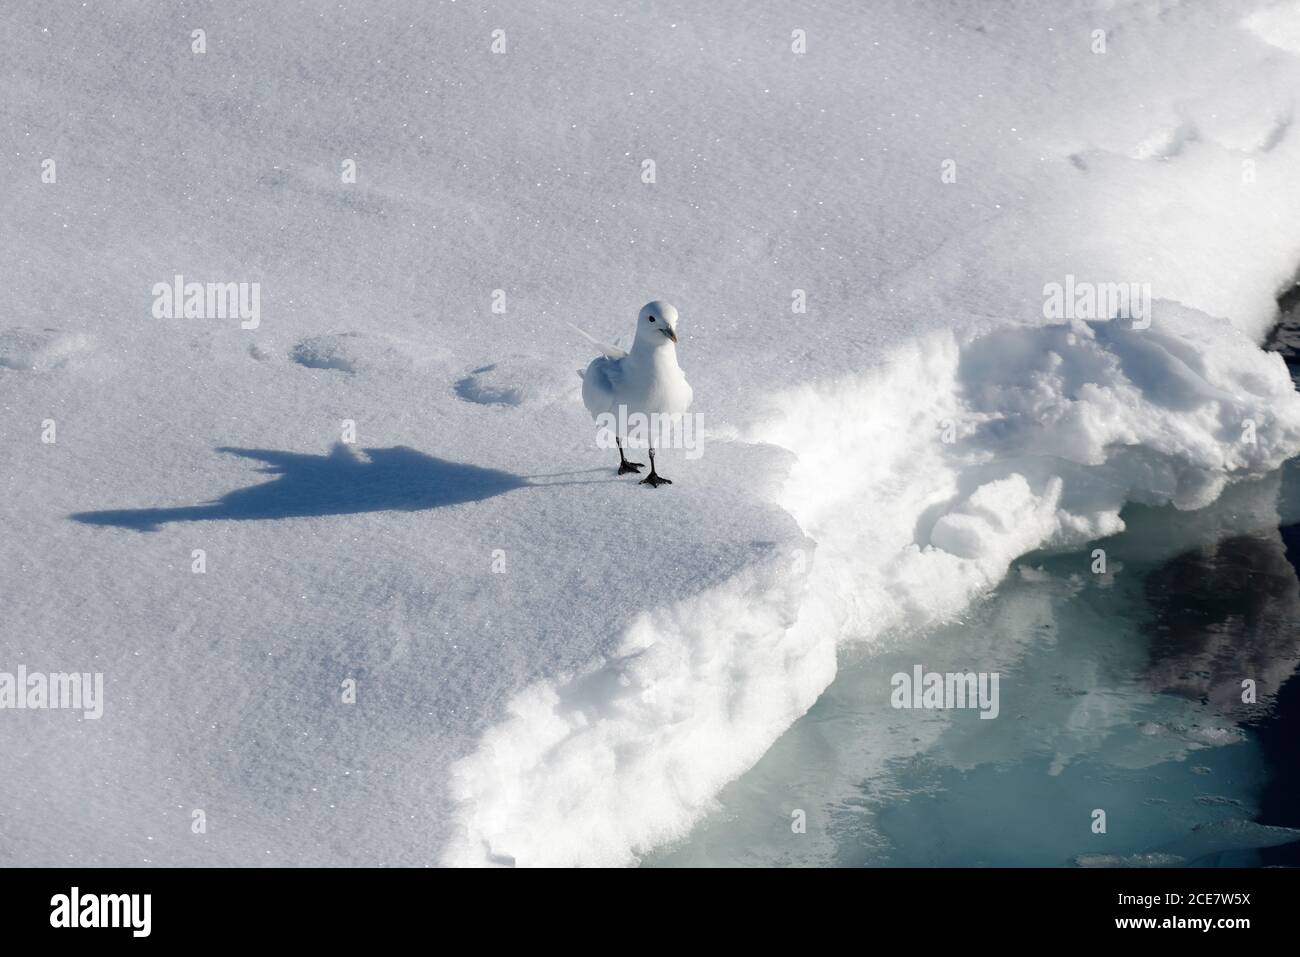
[649,316,656,323]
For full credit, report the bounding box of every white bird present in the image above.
[575,300,694,487]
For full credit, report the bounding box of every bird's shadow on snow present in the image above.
[70,443,608,532]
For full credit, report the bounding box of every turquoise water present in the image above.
[650,401,1300,867]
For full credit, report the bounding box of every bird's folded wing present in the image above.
[568,322,628,359]
[586,354,625,395]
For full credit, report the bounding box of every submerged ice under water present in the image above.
[650,358,1300,869]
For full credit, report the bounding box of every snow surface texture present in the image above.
[3,0,1300,867]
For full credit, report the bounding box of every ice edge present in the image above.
[442,300,1300,867]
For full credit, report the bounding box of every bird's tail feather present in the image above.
[568,322,627,359]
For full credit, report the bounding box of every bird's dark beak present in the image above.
[661,327,678,343]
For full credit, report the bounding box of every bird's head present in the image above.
[635,300,680,348]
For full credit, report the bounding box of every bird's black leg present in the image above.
[617,437,643,475]
[639,443,672,487]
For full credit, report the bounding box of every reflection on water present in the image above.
[1144,535,1300,719]
[648,427,1300,868]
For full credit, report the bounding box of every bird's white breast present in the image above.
[581,348,692,419]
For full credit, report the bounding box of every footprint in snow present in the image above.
[288,332,450,375]
[454,356,573,407]
[0,327,95,374]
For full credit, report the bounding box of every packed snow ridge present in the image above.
[444,303,1300,866]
